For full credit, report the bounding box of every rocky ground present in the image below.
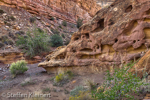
[0,62,105,100]
[0,5,77,54]
[0,63,150,100]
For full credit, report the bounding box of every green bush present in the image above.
[50,34,63,47]
[70,86,87,97]
[55,73,64,83]
[51,28,60,34]
[0,42,4,48]
[9,60,28,77]
[61,33,65,38]
[16,28,50,58]
[62,20,67,26]
[29,17,36,23]
[0,9,4,14]
[58,25,63,29]
[91,63,148,100]
[9,16,15,21]
[50,17,54,20]
[54,71,74,83]
[42,88,51,93]
[69,91,92,100]
[76,18,83,28]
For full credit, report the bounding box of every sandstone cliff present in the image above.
[39,0,150,76]
[0,0,101,23]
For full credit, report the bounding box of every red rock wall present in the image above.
[0,0,101,23]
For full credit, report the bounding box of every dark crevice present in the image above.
[115,39,118,43]
[85,33,89,39]
[80,48,93,52]
[92,18,105,32]
[98,18,104,30]
[74,37,79,41]
[125,5,133,13]
[108,19,114,26]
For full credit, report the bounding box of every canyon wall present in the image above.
[0,0,101,23]
[39,0,150,76]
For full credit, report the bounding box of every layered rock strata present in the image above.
[0,0,101,23]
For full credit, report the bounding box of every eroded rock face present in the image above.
[0,51,43,64]
[0,0,101,23]
[130,50,150,78]
[39,0,150,74]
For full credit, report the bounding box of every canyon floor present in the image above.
[0,63,149,100]
[0,63,106,100]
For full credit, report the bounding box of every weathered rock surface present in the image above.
[130,50,150,78]
[38,0,150,75]
[0,0,101,23]
[0,51,43,64]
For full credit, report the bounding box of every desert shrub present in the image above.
[9,60,28,77]
[15,31,25,36]
[0,42,4,48]
[16,28,50,58]
[70,24,74,28]
[4,40,13,45]
[65,70,74,79]
[54,71,74,83]
[55,73,64,83]
[76,18,83,28]
[91,63,148,100]
[85,80,97,91]
[53,71,74,86]
[21,78,36,87]
[58,25,63,29]
[50,34,63,47]
[70,86,87,97]
[42,88,51,93]
[0,36,14,45]
[51,28,60,34]
[9,16,15,21]
[0,9,4,14]
[69,91,92,100]
[37,28,44,33]
[62,20,67,26]
[61,33,65,38]
[29,17,36,23]
[50,17,54,20]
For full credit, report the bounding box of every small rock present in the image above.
[6,26,9,28]
[2,75,6,80]
[13,25,21,30]
[22,78,30,84]
[56,89,61,92]
[33,56,42,60]
[71,80,76,84]
[2,13,7,16]
[0,68,2,71]
[36,17,40,20]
